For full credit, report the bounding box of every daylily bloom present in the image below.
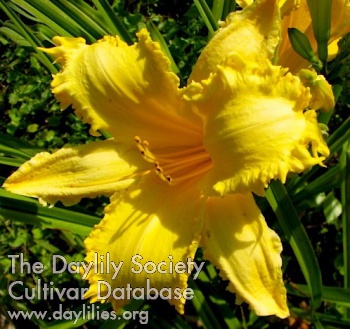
[3,0,329,318]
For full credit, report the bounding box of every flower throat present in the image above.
[134,136,212,185]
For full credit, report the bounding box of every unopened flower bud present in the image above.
[298,69,335,112]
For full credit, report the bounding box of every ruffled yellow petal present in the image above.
[237,0,300,17]
[83,176,203,313]
[189,0,281,82]
[185,53,329,196]
[3,140,148,206]
[43,29,201,149]
[236,0,253,7]
[202,193,289,318]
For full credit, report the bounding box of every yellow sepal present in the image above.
[3,140,148,206]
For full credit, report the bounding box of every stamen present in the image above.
[135,136,173,184]
[135,136,157,163]
[134,136,211,186]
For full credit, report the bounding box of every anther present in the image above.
[155,162,163,173]
[135,136,172,184]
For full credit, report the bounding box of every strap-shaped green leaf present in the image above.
[341,141,350,317]
[212,0,224,22]
[0,0,57,73]
[188,278,223,329]
[53,0,111,37]
[212,0,236,21]
[0,24,32,47]
[193,0,219,38]
[51,0,109,41]
[8,0,76,38]
[0,132,41,162]
[307,0,332,62]
[293,164,342,205]
[266,180,323,311]
[287,283,350,307]
[222,0,236,20]
[146,21,180,75]
[0,188,100,236]
[195,265,242,328]
[91,0,132,44]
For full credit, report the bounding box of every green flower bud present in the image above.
[288,28,322,71]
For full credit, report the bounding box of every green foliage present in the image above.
[0,40,96,150]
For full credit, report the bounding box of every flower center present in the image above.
[135,136,212,185]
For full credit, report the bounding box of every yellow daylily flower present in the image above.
[3,0,330,318]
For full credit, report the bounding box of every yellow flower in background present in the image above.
[237,0,350,72]
[278,0,350,72]
[3,0,330,318]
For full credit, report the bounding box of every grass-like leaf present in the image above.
[266,180,323,311]
[341,141,350,317]
[222,0,236,19]
[292,164,342,206]
[8,0,76,38]
[188,278,223,329]
[90,0,132,44]
[0,156,25,167]
[287,283,350,307]
[0,132,42,162]
[54,0,112,38]
[193,0,219,38]
[0,0,57,73]
[49,0,108,41]
[0,24,32,47]
[146,21,180,75]
[196,266,242,328]
[0,188,100,236]
[211,0,224,22]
